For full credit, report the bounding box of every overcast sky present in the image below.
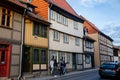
[67,0,120,46]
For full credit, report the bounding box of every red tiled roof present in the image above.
[80,15,100,32]
[49,0,79,18]
[80,15,113,41]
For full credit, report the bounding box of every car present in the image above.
[98,62,120,79]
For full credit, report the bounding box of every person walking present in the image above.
[53,59,58,77]
[63,60,66,75]
[59,58,64,75]
[49,57,54,75]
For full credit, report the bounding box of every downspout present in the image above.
[48,3,52,75]
[18,8,26,80]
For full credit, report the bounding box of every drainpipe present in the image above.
[18,9,26,80]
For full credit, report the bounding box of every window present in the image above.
[41,25,47,37]
[34,22,39,35]
[41,49,47,63]
[63,34,69,43]
[85,55,91,64]
[75,38,80,46]
[33,49,39,63]
[62,16,68,25]
[73,21,78,29]
[0,50,6,64]
[76,54,82,64]
[50,10,55,20]
[1,8,12,27]
[57,13,61,22]
[54,31,59,41]
[33,48,47,64]
[33,22,47,38]
[27,0,32,2]
[28,7,33,12]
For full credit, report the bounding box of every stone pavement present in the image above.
[27,68,97,80]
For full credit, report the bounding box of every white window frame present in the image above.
[57,13,61,23]
[73,21,78,29]
[75,37,80,46]
[27,0,32,2]
[54,30,59,41]
[63,34,69,43]
[62,16,68,25]
[50,10,55,20]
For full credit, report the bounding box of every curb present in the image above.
[27,68,97,80]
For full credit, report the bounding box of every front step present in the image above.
[22,73,34,80]
[0,77,11,80]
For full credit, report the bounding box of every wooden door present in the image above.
[0,49,8,77]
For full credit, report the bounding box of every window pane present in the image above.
[75,38,80,46]
[54,31,59,40]
[0,50,6,64]
[1,8,12,27]
[7,16,10,26]
[50,10,55,19]
[2,15,5,25]
[73,21,78,29]
[63,34,69,43]
[57,13,61,22]
[41,50,47,63]
[41,25,47,37]
[34,22,39,35]
[33,49,39,63]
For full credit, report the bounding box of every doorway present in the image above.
[0,44,10,77]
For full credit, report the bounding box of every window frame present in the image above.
[75,37,80,46]
[0,7,13,28]
[62,16,68,26]
[33,22,48,38]
[50,10,55,20]
[53,30,60,41]
[63,34,69,43]
[57,13,61,23]
[33,48,47,64]
[40,49,47,64]
[73,21,78,30]
[33,48,40,64]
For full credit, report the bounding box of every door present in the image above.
[23,46,31,72]
[72,54,76,70]
[0,49,8,77]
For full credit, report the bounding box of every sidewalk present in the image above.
[27,68,97,80]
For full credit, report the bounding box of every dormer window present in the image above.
[27,0,32,3]
[28,7,33,12]
[84,27,88,36]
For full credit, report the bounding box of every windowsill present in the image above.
[57,21,68,27]
[63,42,69,44]
[75,44,80,46]
[74,27,78,30]
[0,25,12,30]
[50,18,55,21]
[53,39,60,42]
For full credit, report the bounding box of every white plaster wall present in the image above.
[49,29,83,53]
[50,18,83,38]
